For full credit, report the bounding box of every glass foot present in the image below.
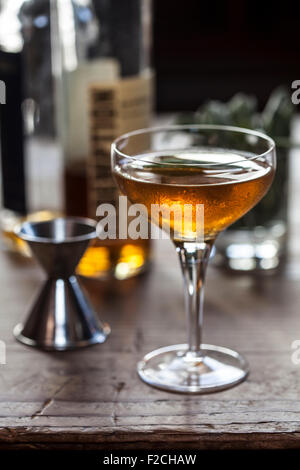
[137,344,249,393]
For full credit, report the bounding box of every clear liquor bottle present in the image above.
[52,0,153,279]
[0,0,62,256]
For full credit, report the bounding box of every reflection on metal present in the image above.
[13,217,110,351]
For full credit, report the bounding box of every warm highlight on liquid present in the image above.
[114,150,274,242]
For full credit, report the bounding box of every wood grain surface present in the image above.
[1,234,300,450]
[0,117,300,450]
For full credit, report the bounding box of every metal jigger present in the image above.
[13,217,110,351]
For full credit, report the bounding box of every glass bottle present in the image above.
[52,0,153,280]
[0,0,62,256]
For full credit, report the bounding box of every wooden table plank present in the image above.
[1,235,300,450]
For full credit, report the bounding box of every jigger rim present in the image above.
[14,217,97,244]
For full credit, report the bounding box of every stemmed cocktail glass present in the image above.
[112,125,276,393]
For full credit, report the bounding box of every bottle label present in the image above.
[64,58,120,164]
[87,70,153,217]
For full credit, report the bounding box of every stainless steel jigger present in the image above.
[13,217,110,350]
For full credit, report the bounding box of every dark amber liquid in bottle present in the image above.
[64,160,151,280]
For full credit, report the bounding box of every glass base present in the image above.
[137,344,249,394]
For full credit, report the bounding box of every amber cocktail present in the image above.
[112,125,276,393]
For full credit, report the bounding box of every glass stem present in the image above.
[175,241,213,357]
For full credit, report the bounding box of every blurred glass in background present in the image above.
[0,0,153,280]
[0,0,62,256]
[177,88,294,273]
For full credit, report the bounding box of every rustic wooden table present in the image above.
[1,118,300,451]
[1,232,300,451]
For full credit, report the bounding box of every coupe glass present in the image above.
[112,125,276,393]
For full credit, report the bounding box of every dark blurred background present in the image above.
[153,0,300,112]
